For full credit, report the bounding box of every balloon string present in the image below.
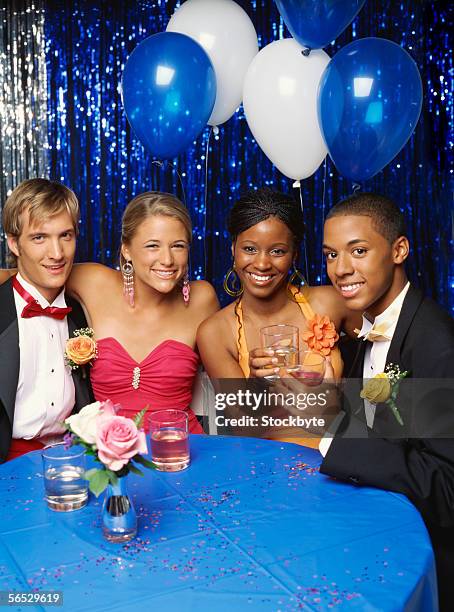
[152,159,187,206]
[151,160,163,192]
[293,180,309,281]
[320,156,328,283]
[203,126,214,280]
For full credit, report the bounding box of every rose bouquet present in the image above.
[64,400,154,496]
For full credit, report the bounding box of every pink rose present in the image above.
[96,410,148,472]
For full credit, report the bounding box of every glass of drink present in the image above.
[42,443,88,511]
[148,409,190,472]
[260,324,299,377]
[290,350,326,386]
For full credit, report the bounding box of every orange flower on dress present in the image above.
[302,315,339,356]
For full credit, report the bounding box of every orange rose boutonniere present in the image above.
[302,315,339,356]
[65,328,98,371]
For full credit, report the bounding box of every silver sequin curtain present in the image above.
[0,0,48,262]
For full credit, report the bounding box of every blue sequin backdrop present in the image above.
[43,0,452,309]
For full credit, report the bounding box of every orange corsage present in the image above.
[302,315,339,356]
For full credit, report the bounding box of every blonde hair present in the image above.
[2,178,79,264]
[120,191,192,267]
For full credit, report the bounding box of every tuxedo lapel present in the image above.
[385,285,424,370]
[66,310,85,412]
[0,278,17,334]
[342,287,422,431]
[347,340,366,378]
[0,281,93,435]
[66,311,77,338]
[370,285,423,434]
[341,339,367,425]
[0,279,20,425]
[65,297,94,411]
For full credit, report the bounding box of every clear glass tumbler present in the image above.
[42,443,88,511]
[148,409,190,472]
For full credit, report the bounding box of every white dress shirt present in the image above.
[12,273,75,441]
[356,282,410,427]
[319,282,410,456]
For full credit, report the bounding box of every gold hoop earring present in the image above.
[223,267,243,298]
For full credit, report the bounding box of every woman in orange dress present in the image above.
[197,187,360,447]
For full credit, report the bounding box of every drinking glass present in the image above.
[290,350,326,386]
[148,409,190,472]
[260,324,299,375]
[42,443,88,511]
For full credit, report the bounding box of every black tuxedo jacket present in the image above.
[0,277,94,462]
[321,285,454,608]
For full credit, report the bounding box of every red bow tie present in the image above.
[13,275,72,320]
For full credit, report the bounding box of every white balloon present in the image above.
[167,0,258,126]
[243,39,330,180]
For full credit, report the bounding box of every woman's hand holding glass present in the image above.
[249,347,280,378]
[250,323,299,379]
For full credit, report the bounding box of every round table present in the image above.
[0,435,437,611]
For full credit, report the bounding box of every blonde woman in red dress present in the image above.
[1,191,219,433]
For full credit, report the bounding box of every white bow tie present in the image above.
[355,320,393,342]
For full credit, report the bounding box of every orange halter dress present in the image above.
[235,287,342,449]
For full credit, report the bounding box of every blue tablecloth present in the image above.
[0,435,437,611]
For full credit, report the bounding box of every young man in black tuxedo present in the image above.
[320,192,454,609]
[0,179,93,462]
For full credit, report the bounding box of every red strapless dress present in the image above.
[90,338,203,434]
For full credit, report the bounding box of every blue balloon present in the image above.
[122,32,216,159]
[274,0,366,50]
[318,38,423,181]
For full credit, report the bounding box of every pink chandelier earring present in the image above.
[182,270,190,306]
[122,260,135,307]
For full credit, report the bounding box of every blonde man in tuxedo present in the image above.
[0,179,92,462]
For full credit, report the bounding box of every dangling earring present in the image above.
[223,266,243,298]
[182,270,190,306]
[287,263,308,301]
[122,260,135,307]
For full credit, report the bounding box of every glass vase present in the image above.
[101,477,137,543]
